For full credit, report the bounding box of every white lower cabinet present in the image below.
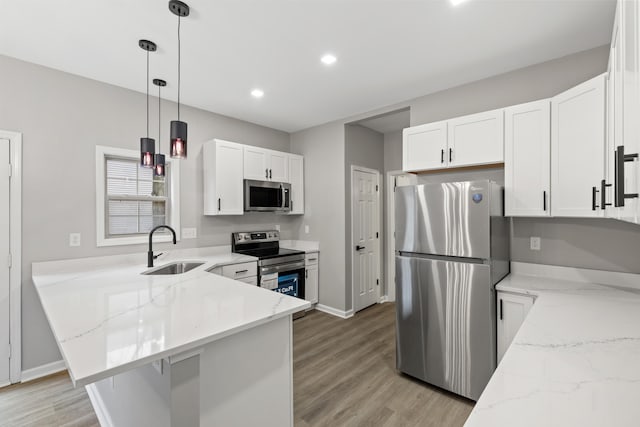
[497,291,535,364]
[305,252,319,304]
[209,261,258,285]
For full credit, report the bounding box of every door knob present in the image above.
[355,245,365,251]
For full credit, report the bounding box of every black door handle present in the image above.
[441,149,444,164]
[355,245,365,251]
[449,148,453,162]
[218,198,221,211]
[543,191,546,211]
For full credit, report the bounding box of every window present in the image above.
[96,146,180,247]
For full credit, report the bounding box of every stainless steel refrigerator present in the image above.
[395,180,509,401]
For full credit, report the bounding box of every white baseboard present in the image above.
[21,359,66,383]
[379,295,389,303]
[315,304,354,319]
[86,383,114,427]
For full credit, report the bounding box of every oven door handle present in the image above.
[260,261,306,275]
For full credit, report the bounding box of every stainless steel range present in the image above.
[231,231,306,300]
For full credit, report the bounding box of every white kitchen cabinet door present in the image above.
[621,0,640,223]
[269,151,289,182]
[551,74,606,218]
[288,154,304,215]
[203,139,244,215]
[402,121,448,172]
[505,100,551,217]
[243,146,269,181]
[606,18,621,220]
[497,292,534,364]
[305,264,318,304]
[447,109,504,168]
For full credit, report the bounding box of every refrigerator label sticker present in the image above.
[472,193,483,203]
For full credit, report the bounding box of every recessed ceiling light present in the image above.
[321,54,337,65]
[450,0,470,5]
[251,89,264,98]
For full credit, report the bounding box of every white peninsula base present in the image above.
[87,315,293,427]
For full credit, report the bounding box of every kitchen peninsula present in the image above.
[32,246,310,427]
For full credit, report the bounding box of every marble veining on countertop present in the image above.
[465,263,640,427]
[32,245,310,387]
[279,239,319,253]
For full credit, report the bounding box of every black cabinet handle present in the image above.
[218,198,221,211]
[235,269,249,274]
[269,169,272,179]
[265,168,269,179]
[614,145,639,207]
[543,191,547,211]
[592,187,598,211]
[499,299,503,320]
[441,149,444,164]
[355,245,365,251]
[305,269,308,279]
[601,179,612,210]
[449,148,453,162]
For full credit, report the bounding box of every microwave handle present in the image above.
[280,184,285,208]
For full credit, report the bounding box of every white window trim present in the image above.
[96,145,181,247]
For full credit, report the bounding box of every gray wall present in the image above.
[344,125,384,310]
[0,54,297,370]
[383,130,403,174]
[289,123,347,311]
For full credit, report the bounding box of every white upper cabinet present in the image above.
[243,146,289,182]
[551,74,606,218]
[288,154,304,215]
[243,146,269,181]
[402,121,448,171]
[447,109,504,168]
[203,139,245,215]
[504,100,551,217]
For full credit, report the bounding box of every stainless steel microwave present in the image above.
[244,180,291,212]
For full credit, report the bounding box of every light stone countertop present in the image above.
[465,263,640,427]
[32,245,310,387]
[279,240,319,253]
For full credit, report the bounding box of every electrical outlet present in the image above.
[530,237,541,251]
[275,224,281,231]
[69,233,81,247]
[304,225,310,234]
[182,227,197,239]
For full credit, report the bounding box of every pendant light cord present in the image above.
[146,50,150,138]
[158,84,162,153]
[177,15,181,121]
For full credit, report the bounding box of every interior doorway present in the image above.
[0,130,22,387]
[351,166,381,313]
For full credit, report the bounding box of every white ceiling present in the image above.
[0,0,615,133]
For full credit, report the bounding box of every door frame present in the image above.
[0,130,22,384]
[385,171,417,302]
[350,165,382,312]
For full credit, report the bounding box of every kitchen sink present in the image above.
[142,262,205,275]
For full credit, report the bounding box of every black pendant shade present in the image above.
[168,0,190,159]
[141,137,156,168]
[154,153,166,177]
[170,120,187,158]
[153,78,167,177]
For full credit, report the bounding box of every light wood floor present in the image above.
[0,303,473,427]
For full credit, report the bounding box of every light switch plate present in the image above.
[182,228,197,239]
[69,233,81,247]
[530,237,541,251]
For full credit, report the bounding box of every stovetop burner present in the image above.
[235,247,304,260]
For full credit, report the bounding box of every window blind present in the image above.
[105,157,168,236]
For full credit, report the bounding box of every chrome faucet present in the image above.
[148,225,177,267]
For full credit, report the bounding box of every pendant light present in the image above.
[168,0,190,159]
[139,39,157,168]
[153,79,167,177]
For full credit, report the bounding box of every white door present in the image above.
[402,121,448,171]
[352,168,380,312]
[551,74,606,217]
[216,141,244,215]
[504,100,551,217]
[268,151,288,182]
[447,109,504,167]
[243,146,269,181]
[497,292,534,364]
[0,138,10,386]
[385,172,417,302]
[288,154,304,214]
